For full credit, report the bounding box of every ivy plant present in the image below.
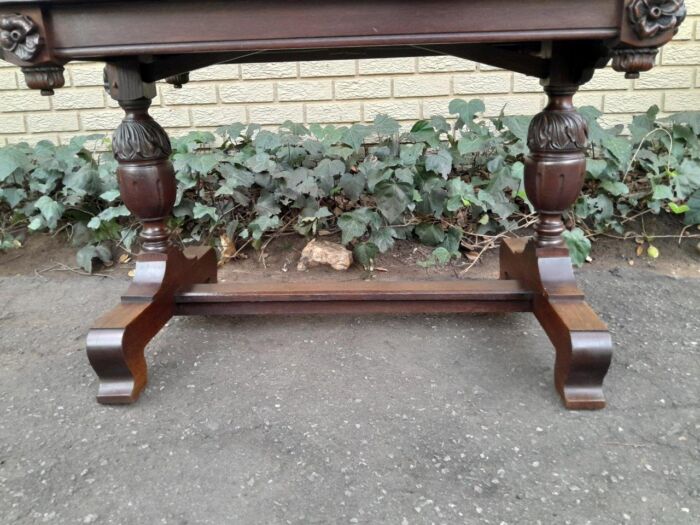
[1,100,698,271]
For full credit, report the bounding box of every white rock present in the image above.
[297,239,353,271]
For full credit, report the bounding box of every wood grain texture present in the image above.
[177,280,532,303]
[175,280,533,316]
[86,247,217,404]
[43,0,620,59]
[500,239,613,409]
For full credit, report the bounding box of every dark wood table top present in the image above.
[0,1,687,90]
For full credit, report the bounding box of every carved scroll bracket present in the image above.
[165,72,190,89]
[21,64,65,96]
[611,47,658,79]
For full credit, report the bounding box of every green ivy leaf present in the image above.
[34,195,64,230]
[338,211,369,245]
[409,120,441,148]
[100,189,121,203]
[425,149,453,179]
[342,124,372,151]
[0,147,31,182]
[414,223,445,246]
[253,130,283,152]
[601,180,629,196]
[458,135,485,155]
[87,205,131,230]
[369,227,397,253]
[339,172,366,201]
[652,184,674,201]
[629,105,659,145]
[248,214,280,240]
[193,203,219,222]
[668,202,690,214]
[601,134,632,167]
[373,114,400,137]
[674,159,700,199]
[684,191,700,225]
[586,159,609,180]
[440,227,463,255]
[76,244,113,273]
[500,115,532,143]
[563,228,591,267]
[353,242,379,270]
[373,179,412,223]
[449,99,485,129]
[666,112,700,135]
[399,143,424,166]
[245,152,276,174]
[417,247,452,268]
[215,123,246,142]
[0,187,27,208]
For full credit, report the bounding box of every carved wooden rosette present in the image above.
[1,12,65,95]
[628,0,686,40]
[0,13,42,61]
[525,86,588,249]
[113,98,176,254]
[613,0,686,79]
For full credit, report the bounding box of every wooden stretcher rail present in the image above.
[174,280,534,316]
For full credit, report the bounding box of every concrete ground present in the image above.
[0,267,698,525]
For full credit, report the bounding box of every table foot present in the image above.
[86,303,155,404]
[86,246,216,404]
[500,238,612,409]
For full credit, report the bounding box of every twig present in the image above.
[620,208,653,225]
[603,441,654,448]
[259,214,296,267]
[36,262,115,279]
[622,127,673,184]
[679,224,694,245]
[459,238,496,275]
[0,253,24,265]
[219,237,253,266]
[595,232,700,241]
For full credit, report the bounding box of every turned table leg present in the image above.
[86,63,216,404]
[500,81,613,409]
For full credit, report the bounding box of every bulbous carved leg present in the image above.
[500,84,612,409]
[86,89,216,404]
[525,85,588,249]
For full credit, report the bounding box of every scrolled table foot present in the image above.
[537,299,613,410]
[86,303,164,404]
[85,246,217,404]
[499,238,612,409]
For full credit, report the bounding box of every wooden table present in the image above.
[1,1,686,409]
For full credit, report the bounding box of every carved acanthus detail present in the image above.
[0,14,42,62]
[21,65,65,96]
[113,100,172,162]
[611,47,658,79]
[527,111,589,153]
[628,0,686,39]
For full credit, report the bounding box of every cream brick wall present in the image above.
[1,6,698,146]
